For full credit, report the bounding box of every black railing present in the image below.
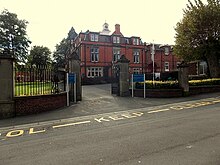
[15,65,66,96]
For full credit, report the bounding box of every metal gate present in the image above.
[111,64,120,95]
[14,65,66,96]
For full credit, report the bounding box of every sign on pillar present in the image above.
[66,73,77,106]
[132,74,146,98]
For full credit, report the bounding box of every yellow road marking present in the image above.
[1,97,220,140]
[29,128,46,134]
[213,99,220,103]
[170,106,184,110]
[6,130,24,138]
[148,109,170,114]
[52,120,91,129]
[132,112,144,117]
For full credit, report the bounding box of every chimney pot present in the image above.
[115,24,120,33]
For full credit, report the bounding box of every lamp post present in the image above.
[159,44,165,73]
[151,42,155,86]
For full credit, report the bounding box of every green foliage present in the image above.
[53,38,69,68]
[0,9,31,62]
[28,46,51,66]
[174,0,220,77]
[53,27,78,68]
[135,81,179,89]
[135,78,220,89]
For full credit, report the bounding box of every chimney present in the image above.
[115,24,120,34]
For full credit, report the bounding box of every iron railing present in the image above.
[15,65,65,96]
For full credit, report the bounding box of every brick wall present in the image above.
[132,89,183,98]
[189,85,220,95]
[14,92,67,116]
[131,85,220,98]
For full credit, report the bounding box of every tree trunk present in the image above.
[206,54,220,78]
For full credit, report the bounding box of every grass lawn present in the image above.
[15,81,53,96]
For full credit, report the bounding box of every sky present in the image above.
[0,0,207,52]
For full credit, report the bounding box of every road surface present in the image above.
[0,95,220,165]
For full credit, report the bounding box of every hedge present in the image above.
[135,78,220,89]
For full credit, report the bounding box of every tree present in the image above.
[174,0,220,78]
[53,38,69,68]
[0,9,31,62]
[53,27,77,68]
[28,46,51,66]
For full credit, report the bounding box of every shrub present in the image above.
[135,80,179,89]
[134,78,220,89]
[189,78,220,86]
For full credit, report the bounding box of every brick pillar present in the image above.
[117,55,130,97]
[68,52,82,101]
[0,55,15,118]
[178,62,189,96]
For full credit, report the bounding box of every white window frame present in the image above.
[199,61,207,75]
[113,49,120,62]
[164,47,169,55]
[87,67,103,78]
[133,38,139,45]
[91,47,99,62]
[133,51,140,63]
[165,62,169,71]
[90,34,94,41]
[133,68,140,74]
[113,36,120,44]
[94,34,98,41]
[91,34,98,42]
[117,37,120,43]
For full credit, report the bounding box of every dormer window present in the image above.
[133,38,139,45]
[91,34,99,42]
[113,36,120,44]
[164,47,169,55]
[125,38,130,44]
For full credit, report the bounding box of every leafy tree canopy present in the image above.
[0,9,31,62]
[28,46,51,66]
[53,27,77,68]
[53,38,69,68]
[174,0,220,77]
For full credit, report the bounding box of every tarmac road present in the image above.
[0,84,220,128]
[0,90,220,165]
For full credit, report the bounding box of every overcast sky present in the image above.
[0,0,207,52]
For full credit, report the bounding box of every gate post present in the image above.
[68,52,82,101]
[111,63,120,95]
[178,61,189,96]
[117,55,130,97]
[0,55,15,118]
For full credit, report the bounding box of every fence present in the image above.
[15,65,66,96]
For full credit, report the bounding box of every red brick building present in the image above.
[73,23,181,84]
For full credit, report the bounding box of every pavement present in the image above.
[0,84,219,128]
